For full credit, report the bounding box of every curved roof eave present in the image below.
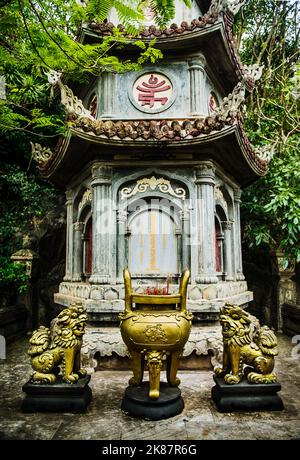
[38,117,268,187]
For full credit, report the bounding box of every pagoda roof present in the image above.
[80,5,255,93]
[36,3,272,189]
[35,111,269,188]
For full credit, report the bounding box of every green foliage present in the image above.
[0,258,29,293]
[0,159,59,293]
[0,162,59,254]
[85,0,191,30]
[85,0,144,33]
[0,1,173,135]
[153,0,191,27]
[236,0,300,264]
[0,0,194,136]
[0,0,190,292]
[242,136,300,263]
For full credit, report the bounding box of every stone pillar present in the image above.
[89,164,113,284]
[64,189,74,281]
[101,73,116,118]
[176,228,182,274]
[195,162,218,283]
[117,210,127,283]
[181,209,190,271]
[188,55,206,116]
[233,189,245,281]
[11,236,39,332]
[73,222,84,281]
[275,251,297,331]
[223,221,234,281]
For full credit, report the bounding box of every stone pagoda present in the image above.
[32,0,273,369]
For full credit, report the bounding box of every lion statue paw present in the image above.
[224,374,241,384]
[215,367,227,378]
[247,372,277,384]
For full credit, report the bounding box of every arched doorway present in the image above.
[117,175,189,282]
[128,207,178,276]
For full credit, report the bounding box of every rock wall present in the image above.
[243,246,300,332]
[35,225,66,327]
[1,197,67,340]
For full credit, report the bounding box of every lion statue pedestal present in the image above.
[119,269,193,420]
[212,303,284,412]
[22,303,92,413]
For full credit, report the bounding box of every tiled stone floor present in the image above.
[0,333,299,440]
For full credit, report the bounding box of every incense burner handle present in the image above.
[179,269,190,313]
[123,268,132,314]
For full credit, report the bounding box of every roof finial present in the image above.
[30,142,53,165]
[46,70,94,120]
[215,81,246,118]
[243,64,264,82]
[208,0,245,16]
[255,144,276,164]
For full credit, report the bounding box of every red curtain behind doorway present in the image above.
[85,219,93,274]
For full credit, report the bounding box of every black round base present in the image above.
[121,382,184,420]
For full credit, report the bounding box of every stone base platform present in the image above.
[121,382,184,421]
[55,281,253,322]
[21,375,92,413]
[211,376,284,412]
[81,324,223,372]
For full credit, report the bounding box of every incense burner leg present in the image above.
[129,350,144,386]
[167,350,181,387]
[147,350,163,400]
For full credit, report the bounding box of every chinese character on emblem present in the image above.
[134,74,172,110]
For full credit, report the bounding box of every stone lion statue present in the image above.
[215,303,278,384]
[28,303,88,384]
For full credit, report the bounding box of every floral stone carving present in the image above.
[121,176,186,200]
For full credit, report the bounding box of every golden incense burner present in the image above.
[119,269,193,400]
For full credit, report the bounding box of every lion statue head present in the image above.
[219,303,260,344]
[50,303,88,348]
